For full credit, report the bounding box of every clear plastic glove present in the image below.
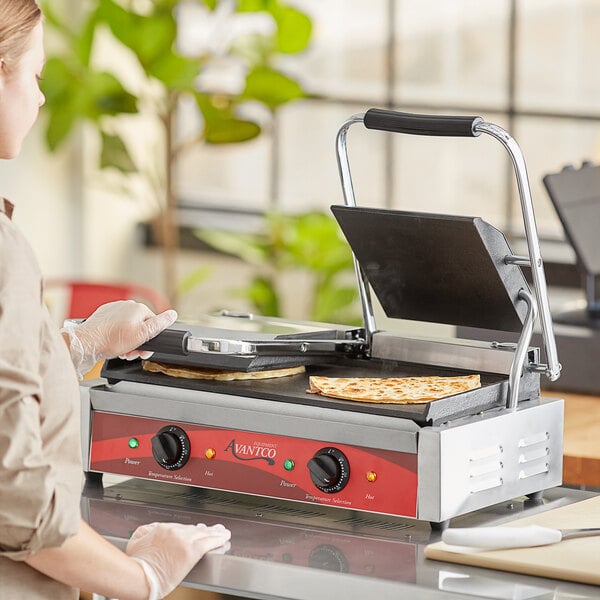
[61,300,177,377]
[126,522,231,600]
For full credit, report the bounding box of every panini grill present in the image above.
[81,109,564,526]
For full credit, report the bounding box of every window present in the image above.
[177,0,600,246]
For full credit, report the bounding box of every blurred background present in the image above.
[2,0,599,327]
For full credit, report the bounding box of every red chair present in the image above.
[45,279,171,322]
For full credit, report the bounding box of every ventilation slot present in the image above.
[468,444,503,494]
[517,431,550,480]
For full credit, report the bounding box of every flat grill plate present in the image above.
[101,358,525,425]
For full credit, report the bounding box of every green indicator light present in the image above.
[128,438,139,449]
[283,459,295,471]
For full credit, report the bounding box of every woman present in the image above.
[0,2,231,598]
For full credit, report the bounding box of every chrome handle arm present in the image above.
[475,121,561,381]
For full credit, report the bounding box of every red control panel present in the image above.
[89,412,418,517]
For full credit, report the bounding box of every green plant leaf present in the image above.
[196,211,360,323]
[100,132,137,172]
[42,57,138,148]
[235,1,311,54]
[40,57,75,107]
[272,5,312,54]
[85,71,138,117]
[45,106,77,151]
[195,93,262,144]
[244,276,280,317]
[96,0,177,68]
[205,118,262,144]
[41,58,82,148]
[194,92,223,122]
[146,52,200,90]
[313,285,359,324]
[200,0,219,10]
[237,0,271,11]
[177,266,213,295]
[267,212,354,273]
[243,66,305,109]
[194,229,270,264]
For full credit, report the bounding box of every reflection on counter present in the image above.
[83,478,429,584]
[438,568,556,599]
[80,478,600,600]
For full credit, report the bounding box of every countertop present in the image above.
[559,391,600,487]
[82,477,600,600]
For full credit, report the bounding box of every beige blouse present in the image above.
[0,199,82,599]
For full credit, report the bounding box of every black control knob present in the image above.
[307,447,350,493]
[308,544,349,572]
[151,425,190,470]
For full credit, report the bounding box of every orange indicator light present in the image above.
[205,448,216,459]
[366,471,377,483]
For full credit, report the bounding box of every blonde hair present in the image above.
[0,0,42,69]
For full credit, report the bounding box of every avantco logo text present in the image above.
[224,439,277,465]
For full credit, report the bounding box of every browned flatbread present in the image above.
[142,360,305,381]
[307,374,481,404]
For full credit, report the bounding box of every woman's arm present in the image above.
[24,518,231,600]
[25,519,150,600]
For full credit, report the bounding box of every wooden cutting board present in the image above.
[424,495,600,586]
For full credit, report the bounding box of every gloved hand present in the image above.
[126,522,231,600]
[61,300,177,377]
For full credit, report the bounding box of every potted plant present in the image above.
[194,211,362,325]
[40,0,312,303]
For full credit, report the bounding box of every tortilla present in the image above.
[141,360,305,381]
[307,374,481,404]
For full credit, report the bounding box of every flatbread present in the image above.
[307,374,481,404]
[141,360,305,381]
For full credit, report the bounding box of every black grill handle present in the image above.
[363,108,482,137]
[138,328,190,355]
